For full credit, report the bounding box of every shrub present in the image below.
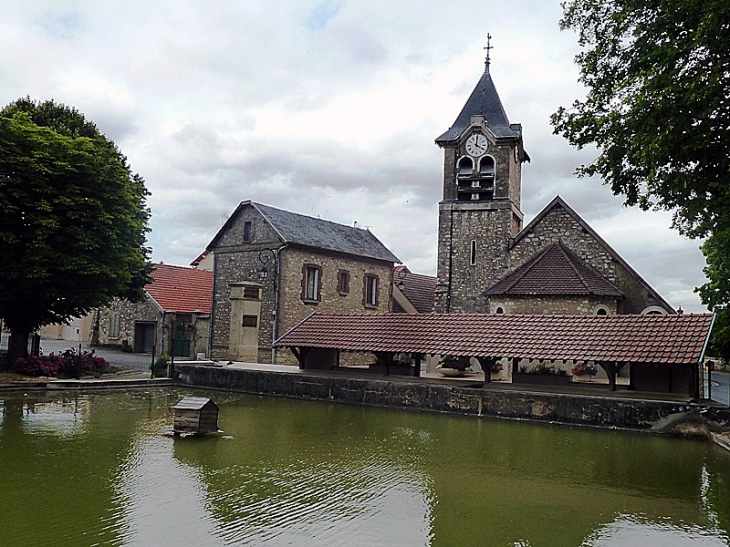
[14,348,111,377]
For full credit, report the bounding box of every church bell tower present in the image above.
[433,39,529,313]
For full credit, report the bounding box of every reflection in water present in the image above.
[21,399,89,437]
[114,435,227,546]
[0,389,728,547]
[581,514,730,546]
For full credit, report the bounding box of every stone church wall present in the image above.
[510,206,617,282]
[488,295,617,315]
[510,204,672,314]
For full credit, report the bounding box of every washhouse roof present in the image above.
[275,313,715,366]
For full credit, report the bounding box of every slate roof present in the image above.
[393,267,437,314]
[512,197,673,311]
[276,313,714,365]
[435,66,522,143]
[209,201,400,264]
[484,242,623,297]
[146,264,213,314]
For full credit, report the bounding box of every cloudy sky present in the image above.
[1,0,709,311]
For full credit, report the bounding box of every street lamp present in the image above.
[258,247,280,363]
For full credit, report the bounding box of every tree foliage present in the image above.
[0,98,152,363]
[696,230,730,363]
[553,0,730,237]
[552,0,730,357]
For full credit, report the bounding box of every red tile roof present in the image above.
[275,313,714,365]
[146,264,213,314]
[485,242,623,297]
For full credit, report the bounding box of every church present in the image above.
[431,52,674,317]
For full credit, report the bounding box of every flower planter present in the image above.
[438,368,467,377]
[512,372,571,386]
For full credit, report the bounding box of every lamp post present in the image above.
[258,247,280,364]
[396,266,408,291]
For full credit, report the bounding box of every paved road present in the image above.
[708,371,729,406]
[1,333,153,372]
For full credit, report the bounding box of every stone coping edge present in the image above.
[173,363,715,431]
[0,378,173,391]
[711,432,730,453]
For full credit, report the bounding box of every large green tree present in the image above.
[552,0,730,360]
[0,98,152,366]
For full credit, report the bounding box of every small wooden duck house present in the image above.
[173,397,219,435]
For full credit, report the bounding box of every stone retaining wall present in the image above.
[174,363,703,431]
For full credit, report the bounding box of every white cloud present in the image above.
[0,0,709,313]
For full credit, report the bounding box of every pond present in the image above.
[0,388,728,546]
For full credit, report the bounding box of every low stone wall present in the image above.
[174,363,703,431]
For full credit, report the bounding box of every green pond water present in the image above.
[0,388,728,547]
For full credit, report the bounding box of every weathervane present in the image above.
[484,33,493,71]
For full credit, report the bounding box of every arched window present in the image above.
[596,307,608,316]
[641,306,668,315]
[457,157,473,179]
[479,156,495,179]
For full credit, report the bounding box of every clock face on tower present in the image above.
[465,133,488,156]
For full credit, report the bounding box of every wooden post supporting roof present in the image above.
[374,351,395,375]
[290,347,310,369]
[598,361,626,392]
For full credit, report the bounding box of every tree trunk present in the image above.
[7,329,30,370]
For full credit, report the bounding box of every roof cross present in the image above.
[483,33,493,71]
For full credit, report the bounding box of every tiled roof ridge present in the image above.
[501,242,557,293]
[152,262,204,272]
[557,242,621,296]
[563,243,623,296]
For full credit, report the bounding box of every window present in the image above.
[243,286,260,299]
[479,156,495,179]
[243,221,252,242]
[302,265,322,302]
[495,306,505,314]
[242,315,258,327]
[470,240,477,266]
[595,307,608,316]
[109,312,120,338]
[457,157,474,178]
[363,274,379,308]
[337,269,350,295]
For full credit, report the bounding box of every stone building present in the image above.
[206,201,399,364]
[94,263,212,359]
[433,55,673,316]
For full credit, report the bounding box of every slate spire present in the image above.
[435,44,520,144]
